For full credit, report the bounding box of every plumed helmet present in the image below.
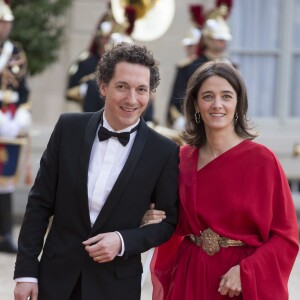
[182,27,202,46]
[0,0,14,22]
[95,21,114,37]
[202,16,232,41]
[188,2,233,42]
[104,32,133,51]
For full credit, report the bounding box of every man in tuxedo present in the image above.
[14,42,179,300]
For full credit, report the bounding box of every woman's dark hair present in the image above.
[96,42,160,93]
[182,59,258,147]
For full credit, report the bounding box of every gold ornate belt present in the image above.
[188,228,245,256]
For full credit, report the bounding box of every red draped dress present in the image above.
[151,140,299,300]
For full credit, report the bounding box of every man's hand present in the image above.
[140,203,166,227]
[218,265,242,297]
[14,282,38,300]
[83,232,121,263]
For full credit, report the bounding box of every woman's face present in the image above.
[195,75,237,132]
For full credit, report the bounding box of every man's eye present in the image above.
[137,87,148,94]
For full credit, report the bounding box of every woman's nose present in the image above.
[212,98,222,109]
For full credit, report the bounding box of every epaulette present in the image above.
[77,50,90,62]
[66,86,82,102]
[68,50,90,75]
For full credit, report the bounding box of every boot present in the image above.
[0,193,18,254]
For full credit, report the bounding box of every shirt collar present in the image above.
[103,114,140,133]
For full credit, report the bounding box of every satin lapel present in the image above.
[78,110,102,231]
[91,119,149,233]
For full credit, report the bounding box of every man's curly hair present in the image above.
[96,42,160,93]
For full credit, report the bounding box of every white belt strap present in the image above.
[0,40,14,72]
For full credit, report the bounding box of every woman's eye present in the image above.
[203,95,212,100]
[223,94,232,99]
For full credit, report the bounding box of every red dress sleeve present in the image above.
[240,155,299,300]
[150,233,184,300]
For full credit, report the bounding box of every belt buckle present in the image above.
[189,234,202,246]
[201,228,221,256]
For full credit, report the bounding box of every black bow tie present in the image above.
[98,124,139,146]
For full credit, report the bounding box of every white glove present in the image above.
[172,115,186,131]
[80,82,88,98]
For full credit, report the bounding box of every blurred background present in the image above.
[13,0,300,208]
[0,0,299,299]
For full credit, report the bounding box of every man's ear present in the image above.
[99,82,106,97]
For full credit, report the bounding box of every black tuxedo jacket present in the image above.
[14,111,179,300]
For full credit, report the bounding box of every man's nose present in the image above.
[126,89,137,104]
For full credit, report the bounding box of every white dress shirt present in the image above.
[15,115,140,283]
[88,115,138,226]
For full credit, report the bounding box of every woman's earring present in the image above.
[194,112,201,124]
[234,113,238,122]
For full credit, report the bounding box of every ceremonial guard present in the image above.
[66,3,155,121]
[167,2,233,130]
[0,0,31,253]
[65,10,114,113]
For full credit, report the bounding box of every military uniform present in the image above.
[66,51,105,112]
[167,54,209,127]
[66,9,155,120]
[167,10,233,130]
[0,2,31,253]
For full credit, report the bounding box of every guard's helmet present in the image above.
[95,21,114,37]
[182,27,202,46]
[0,0,14,22]
[202,16,232,41]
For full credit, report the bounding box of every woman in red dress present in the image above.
[146,60,299,299]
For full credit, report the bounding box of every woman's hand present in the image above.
[140,203,166,227]
[218,264,242,297]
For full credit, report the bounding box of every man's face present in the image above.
[185,44,198,58]
[96,35,111,55]
[205,37,228,55]
[0,20,12,42]
[100,61,151,131]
